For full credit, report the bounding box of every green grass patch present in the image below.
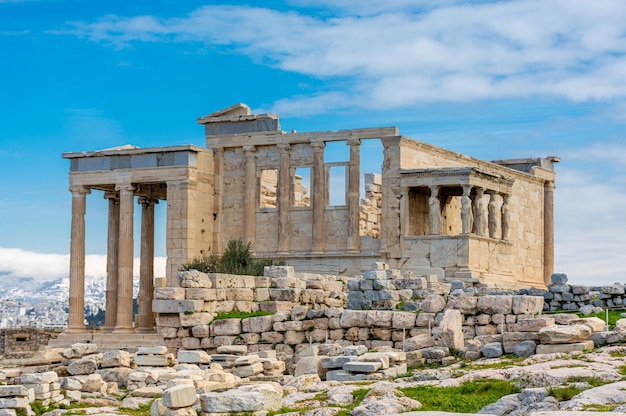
[582,403,621,411]
[334,388,371,416]
[547,385,584,401]
[399,379,520,413]
[461,356,524,371]
[119,402,154,416]
[575,309,625,327]
[610,350,626,358]
[213,310,274,320]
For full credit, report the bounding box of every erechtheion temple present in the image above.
[62,103,558,334]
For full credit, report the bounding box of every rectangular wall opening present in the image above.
[326,164,347,206]
[259,169,278,208]
[293,167,311,207]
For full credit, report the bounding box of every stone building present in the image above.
[62,103,557,333]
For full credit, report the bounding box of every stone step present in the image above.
[44,332,163,351]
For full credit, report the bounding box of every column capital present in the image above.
[243,145,256,154]
[138,196,159,206]
[310,139,325,151]
[103,190,119,200]
[115,183,136,193]
[69,185,91,195]
[502,193,511,203]
[277,142,291,152]
[347,137,361,147]
[544,180,556,190]
[211,147,224,158]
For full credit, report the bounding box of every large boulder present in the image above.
[420,295,446,313]
[538,324,592,344]
[403,334,435,351]
[351,385,421,416]
[512,295,544,315]
[200,390,264,413]
[477,295,513,314]
[437,309,464,351]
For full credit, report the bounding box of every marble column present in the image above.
[114,183,135,333]
[501,194,511,241]
[488,192,500,239]
[428,185,442,235]
[67,185,90,333]
[473,187,488,237]
[347,138,361,252]
[243,145,257,248]
[136,196,157,333]
[311,140,326,254]
[102,191,119,332]
[461,185,473,234]
[544,181,555,286]
[277,143,291,255]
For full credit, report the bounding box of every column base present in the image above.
[112,326,135,334]
[101,326,115,333]
[310,250,325,255]
[135,327,155,334]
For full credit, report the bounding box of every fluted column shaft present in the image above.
[311,140,326,253]
[347,138,361,252]
[501,194,511,241]
[103,191,119,332]
[277,143,291,254]
[136,196,157,333]
[488,191,500,239]
[243,146,257,247]
[114,184,135,333]
[212,148,224,254]
[544,182,555,285]
[67,185,90,332]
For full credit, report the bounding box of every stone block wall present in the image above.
[0,328,62,359]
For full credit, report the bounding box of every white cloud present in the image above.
[0,247,166,283]
[53,1,626,114]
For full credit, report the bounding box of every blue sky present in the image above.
[1,0,625,286]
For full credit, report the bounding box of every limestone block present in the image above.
[482,342,504,358]
[616,318,626,333]
[20,371,58,384]
[477,295,513,314]
[358,353,390,369]
[366,310,393,327]
[211,318,242,336]
[152,300,204,314]
[200,390,264,412]
[551,313,579,325]
[264,266,294,278]
[536,340,594,354]
[217,345,247,355]
[502,332,540,353]
[420,295,446,313]
[178,270,212,288]
[231,362,263,378]
[321,356,352,369]
[261,331,284,343]
[138,346,169,355]
[551,273,568,285]
[59,343,98,359]
[134,354,176,367]
[177,350,211,364]
[179,312,215,327]
[0,398,28,409]
[402,334,435,351]
[269,288,302,302]
[226,288,254,301]
[571,317,607,332]
[154,287,185,300]
[240,315,274,333]
[437,309,464,351]
[191,324,210,338]
[253,288,270,302]
[67,359,98,375]
[326,370,366,382]
[391,312,417,329]
[100,350,132,368]
[513,317,555,332]
[71,374,104,393]
[185,288,224,301]
[240,383,282,411]
[514,340,537,357]
[343,361,382,373]
[602,284,625,294]
[448,295,478,315]
[512,295,544,315]
[259,301,299,313]
[538,324,592,344]
[0,386,29,398]
[284,330,305,345]
[415,313,435,327]
[131,386,164,398]
[339,310,369,328]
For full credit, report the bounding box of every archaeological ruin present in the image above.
[62,103,558,334]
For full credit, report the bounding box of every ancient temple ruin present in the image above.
[62,103,557,333]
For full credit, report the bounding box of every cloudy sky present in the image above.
[0,0,625,286]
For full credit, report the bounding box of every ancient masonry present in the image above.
[62,103,558,333]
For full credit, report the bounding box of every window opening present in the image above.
[293,167,311,207]
[259,169,278,208]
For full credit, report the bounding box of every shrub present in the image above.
[180,239,284,276]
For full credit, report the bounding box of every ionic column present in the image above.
[311,140,326,254]
[243,145,257,248]
[67,185,90,333]
[277,143,291,255]
[473,187,488,237]
[488,191,500,239]
[544,181,555,285]
[347,138,361,252]
[428,185,442,235]
[461,185,473,234]
[136,196,157,333]
[102,191,119,332]
[114,183,135,333]
[501,194,511,241]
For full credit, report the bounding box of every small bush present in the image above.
[180,239,284,276]
[547,385,584,401]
